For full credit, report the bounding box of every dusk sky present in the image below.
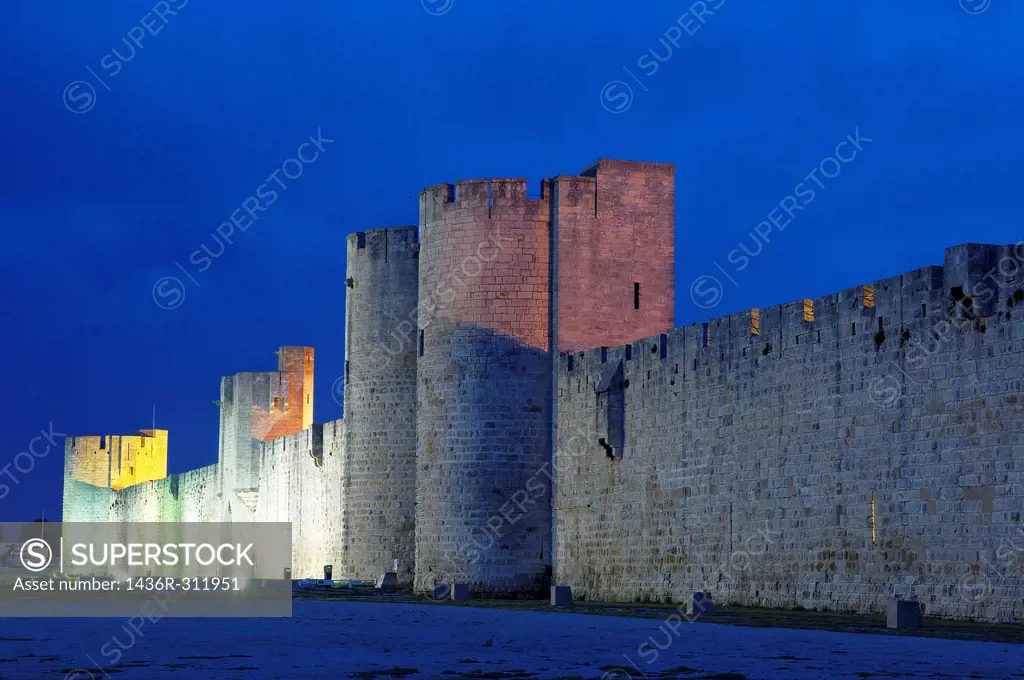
[1,0,1021,521]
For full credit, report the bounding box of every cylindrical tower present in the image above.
[416,178,553,596]
[343,226,419,586]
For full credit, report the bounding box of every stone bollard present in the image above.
[687,591,714,617]
[450,583,470,601]
[887,598,922,630]
[433,582,451,600]
[551,585,573,607]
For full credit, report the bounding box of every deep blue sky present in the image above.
[1,1,1021,521]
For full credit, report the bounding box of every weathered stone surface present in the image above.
[344,227,419,587]
[555,243,1024,621]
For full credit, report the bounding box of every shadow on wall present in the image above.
[416,323,554,597]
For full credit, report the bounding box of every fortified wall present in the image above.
[556,243,1024,621]
[62,157,1024,621]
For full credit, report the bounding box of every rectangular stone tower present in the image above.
[415,158,675,596]
[64,429,168,491]
[552,159,675,353]
[217,346,314,520]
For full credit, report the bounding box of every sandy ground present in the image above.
[0,599,1022,679]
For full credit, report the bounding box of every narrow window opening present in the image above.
[702,323,711,347]
[418,331,425,357]
[921,303,927,317]
[634,282,640,310]
[345,360,350,383]
[851,322,856,336]
[693,359,698,371]
[355,232,366,249]
[624,346,632,360]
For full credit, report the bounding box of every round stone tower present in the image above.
[343,226,419,586]
[416,178,553,596]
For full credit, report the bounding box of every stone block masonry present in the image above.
[555,242,1024,621]
[60,158,1024,622]
[344,227,418,586]
[416,178,554,595]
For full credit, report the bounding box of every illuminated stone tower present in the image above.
[64,429,169,491]
[218,346,314,521]
[415,160,675,595]
[551,159,675,353]
[62,429,168,521]
[343,227,419,585]
[416,177,555,595]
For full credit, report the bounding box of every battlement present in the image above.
[64,428,168,491]
[347,227,419,263]
[579,157,675,177]
[559,242,1023,384]
[420,177,551,223]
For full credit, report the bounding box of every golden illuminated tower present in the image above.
[64,429,169,491]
